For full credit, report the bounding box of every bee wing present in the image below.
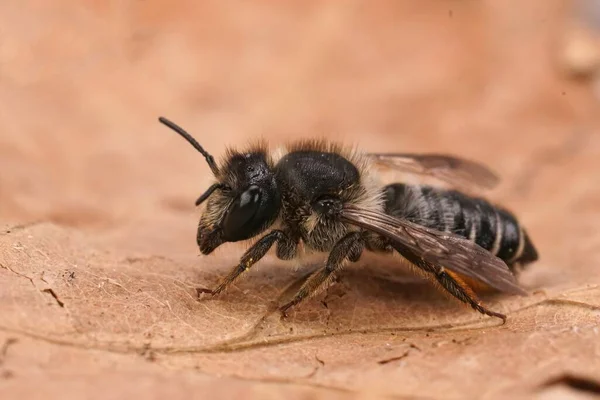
[368,153,500,191]
[340,205,526,295]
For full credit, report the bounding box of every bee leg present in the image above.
[434,268,507,322]
[390,244,507,322]
[198,230,292,297]
[280,231,364,316]
[275,230,300,260]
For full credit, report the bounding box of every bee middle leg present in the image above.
[279,231,364,316]
[198,230,295,296]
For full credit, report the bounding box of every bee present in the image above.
[159,117,538,321]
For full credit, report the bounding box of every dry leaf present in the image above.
[1,1,599,399]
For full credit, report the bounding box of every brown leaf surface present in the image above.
[1,1,600,399]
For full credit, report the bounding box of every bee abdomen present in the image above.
[383,184,538,269]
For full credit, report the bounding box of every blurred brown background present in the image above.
[1,1,600,399]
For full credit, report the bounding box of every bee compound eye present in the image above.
[222,185,263,241]
[238,186,261,209]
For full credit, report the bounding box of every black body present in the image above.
[382,183,538,269]
[159,116,538,321]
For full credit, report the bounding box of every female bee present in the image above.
[159,117,538,321]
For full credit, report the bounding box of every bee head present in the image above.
[159,117,280,254]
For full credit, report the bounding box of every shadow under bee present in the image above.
[193,253,507,323]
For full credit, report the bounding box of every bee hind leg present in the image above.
[390,244,507,322]
[435,269,507,322]
[279,231,364,316]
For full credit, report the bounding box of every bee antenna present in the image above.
[158,116,220,176]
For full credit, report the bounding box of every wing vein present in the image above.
[368,153,500,191]
[340,205,526,295]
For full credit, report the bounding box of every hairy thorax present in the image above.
[274,142,382,252]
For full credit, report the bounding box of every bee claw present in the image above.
[279,304,292,319]
[195,287,214,298]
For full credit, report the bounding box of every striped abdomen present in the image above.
[383,183,538,269]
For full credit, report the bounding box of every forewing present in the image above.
[368,153,500,191]
[340,205,526,295]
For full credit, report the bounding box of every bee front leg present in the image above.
[198,230,292,297]
[279,231,364,316]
